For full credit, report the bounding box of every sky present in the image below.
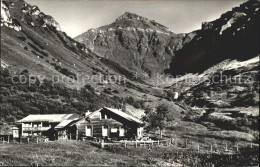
[27,0,246,38]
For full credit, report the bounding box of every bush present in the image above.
[51,95,59,99]
[5,115,15,122]
[112,89,119,94]
[103,88,112,95]
[84,84,95,93]
[18,36,26,41]
[132,101,141,109]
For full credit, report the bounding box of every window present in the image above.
[43,122,49,127]
[101,113,109,119]
[101,113,105,119]
[86,125,92,137]
[23,132,29,136]
[111,128,118,133]
[107,114,111,119]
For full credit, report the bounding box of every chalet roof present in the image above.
[103,107,143,124]
[55,118,80,129]
[85,107,143,124]
[71,107,143,127]
[70,108,102,126]
[17,114,78,123]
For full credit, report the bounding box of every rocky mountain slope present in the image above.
[1,0,21,31]
[171,56,259,139]
[165,0,259,136]
[75,12,196,77]
[168,3,259,134]
[1,0,156,90]
[1,0,93,87]
[168,0,260,75]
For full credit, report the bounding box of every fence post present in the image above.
[7,135,9,143]
[124,141,127,148]
[27,138,29,144]
[225,143,228,151]
[36,137,38,143]
[236,143,239,152]
[101,140,104,148]
[210,144,213,154]
[185,139,188,148]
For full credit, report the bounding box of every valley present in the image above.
[0,0,259,166]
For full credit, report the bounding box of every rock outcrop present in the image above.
[1,0,21,31]
[21,3,61,31]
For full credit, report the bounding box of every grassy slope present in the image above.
[0,140,133,166]
[0,140,258,166]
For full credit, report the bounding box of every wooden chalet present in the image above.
[71,107,144,140]
[16,114,79,140]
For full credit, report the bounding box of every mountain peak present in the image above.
[115,12,149,22]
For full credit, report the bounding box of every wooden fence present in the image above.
[94,138,173,148]
[0,136,49,144]
[91,137,259,154]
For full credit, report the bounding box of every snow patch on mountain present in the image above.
[220,12,247,35]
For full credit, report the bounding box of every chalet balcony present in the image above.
[22,127,51,131]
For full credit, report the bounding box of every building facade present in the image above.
[16,114,79,140]
[73,107,144,139]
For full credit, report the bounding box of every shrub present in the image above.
[84,84,95,93]
[103,88,112,95]
[18,36,26,41]
[132,101,141,109]
[112,89,119,94]
[51,95,59,99]
[5,115,15,122]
